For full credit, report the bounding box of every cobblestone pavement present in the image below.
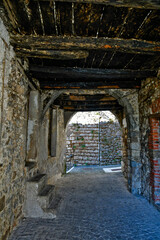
[9,166,160,240]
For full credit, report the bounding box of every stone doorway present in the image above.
[65,111,122,170]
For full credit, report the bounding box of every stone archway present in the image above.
[32,88,140,195]
[105,89,141,195]
[60,89,141,195]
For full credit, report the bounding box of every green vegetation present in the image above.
[81,144,86,148]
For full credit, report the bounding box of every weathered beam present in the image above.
[15,48,89,60]
[11,36,160,55]
[61,105,123,111]
[30,66,157,79]
[40,80,141,89]
[58,94,116,101]
[54,100,118,106]
[32,0,160,9]
[2,0,19,29]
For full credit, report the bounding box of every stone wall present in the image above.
[121,114,128,178]
[0,17,39,240]
[66,121,122,166]
[0,8,159,237]
[139,76,160,204]
[46,108,66,184]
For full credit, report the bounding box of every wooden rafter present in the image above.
[15,48,89,59]
[31,0,160,9]
[11,36,160,55]
[54,100,118,105]
[54,92,123,111]
[37,0,45,35]
[58,94,116,101]
[61,105,123,111]
[2,0,19,29]
[30,66,157,79]
[39,80,141,89]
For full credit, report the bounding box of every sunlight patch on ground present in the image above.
[66,165,122,174]
[103,166,122,173]
[66,166,75,173]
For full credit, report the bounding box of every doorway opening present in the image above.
[65,111,122,171]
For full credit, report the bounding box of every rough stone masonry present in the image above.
[0,7,160,240]
[0,17,31,240]
[0,17,64,239]
[65,121,122,166]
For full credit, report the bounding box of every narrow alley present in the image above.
[1,1,160,239]
[9,167,160,240]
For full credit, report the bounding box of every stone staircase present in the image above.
[24,173,56,219]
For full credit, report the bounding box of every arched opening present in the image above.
[65,111,123,170]
[50,90,141,195]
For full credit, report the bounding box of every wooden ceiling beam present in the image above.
[61,105,123,111]
[40,80,141,89]
[58,94,116,101]
[11,36,160,55]
[54,100,118,106]
[2,0,19,29]
[30,66,157,79]
[15,49,89,60]
[32,0,160,9]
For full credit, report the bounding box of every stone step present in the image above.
[38,185,55,209]
[28,173,47,194]
[25,173,56,219]
[47,194,62,216]
[29,173,46,182]
[49,194,62,210]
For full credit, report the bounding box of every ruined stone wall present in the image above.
[0,18,38,240]
[66,121,122,166]
[139,76,160,204]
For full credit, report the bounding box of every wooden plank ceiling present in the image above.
[53,93,123,111]
[1,0,160,111]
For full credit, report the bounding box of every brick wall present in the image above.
[139,76,160,204]
[66,121,122,166]
[149,117,160,204]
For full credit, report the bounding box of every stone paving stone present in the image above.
[9,167,160,240]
